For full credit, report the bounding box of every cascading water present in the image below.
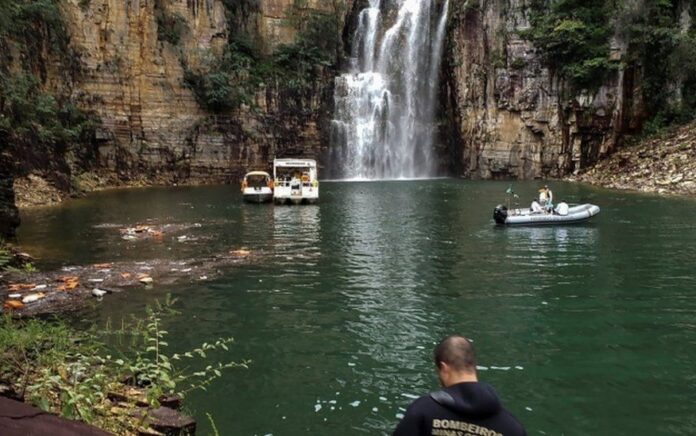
[331,0,449,180]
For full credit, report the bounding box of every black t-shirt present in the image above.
[393,382,526,436]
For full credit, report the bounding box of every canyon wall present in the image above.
[59,0,346,186]
[442,0,643,180]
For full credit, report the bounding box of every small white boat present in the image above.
[241,171,273,203]
[273,159,319,205]
[494,203,600,226]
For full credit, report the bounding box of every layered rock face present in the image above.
[442,0,642,180]
[1,0,348,237]
[59,0,343,185]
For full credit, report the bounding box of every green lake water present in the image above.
[16,180,696,435]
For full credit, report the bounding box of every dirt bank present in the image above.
[568,121,696,196]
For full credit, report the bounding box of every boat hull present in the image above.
[242,190,273,204]
[494,204,600,226]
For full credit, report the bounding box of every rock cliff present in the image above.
[59,0,345,186]
[441,0,643,180]
[1,0,350,237]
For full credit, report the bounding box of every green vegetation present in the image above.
[154,0,188,46]
[525,0,696,130]
[184,8,340,112]
[524,0,616,91]
[0,0,69,56]
[0,241,11,270]
[0,74,97,147]
[622,1,696,131]
[0,1,97,153]
[0,240,34,273]
[0,296,247,434]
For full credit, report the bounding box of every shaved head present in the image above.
[433,335,477,373]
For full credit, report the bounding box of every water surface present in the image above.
[18,180,696,435]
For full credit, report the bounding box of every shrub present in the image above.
[524,0,616,92]
[155,5,188,46]
[0,295,248,433]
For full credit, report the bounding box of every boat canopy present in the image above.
[273,159,316,168]
[244,171,271,178]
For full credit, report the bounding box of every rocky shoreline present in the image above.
[568,122,696,196]
[12,172,217,209]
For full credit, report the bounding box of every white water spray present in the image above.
[331,0,449,180]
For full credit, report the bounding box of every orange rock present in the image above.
[120,272,132,279]
[93,263,113,269]
[3,300,25,310]
[7,283,37,291]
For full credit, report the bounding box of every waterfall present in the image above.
[331,0,450,180]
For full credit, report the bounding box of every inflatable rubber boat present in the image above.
[494,203,600,226]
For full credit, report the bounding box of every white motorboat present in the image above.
[241,171,273,203]
[494,203,600,226]
[273,158,319,205]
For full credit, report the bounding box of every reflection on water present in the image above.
[15,181,696,435]
[334,182,437,399]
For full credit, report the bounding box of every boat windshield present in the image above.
[245,175,269,188]
[275,167,314,187]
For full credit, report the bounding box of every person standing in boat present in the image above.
[393,335,526,436]
[538,185,553,211]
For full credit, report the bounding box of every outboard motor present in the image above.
[493,204,508,225]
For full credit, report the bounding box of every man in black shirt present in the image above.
[394,335,526,436]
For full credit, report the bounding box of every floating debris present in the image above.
[91,288,108,298]
[7,283,36,292]
[56,276,80,291]
[1,247,261,316]
[3,300,25,310]
[22,293,45,304]
[92,263,113,269]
